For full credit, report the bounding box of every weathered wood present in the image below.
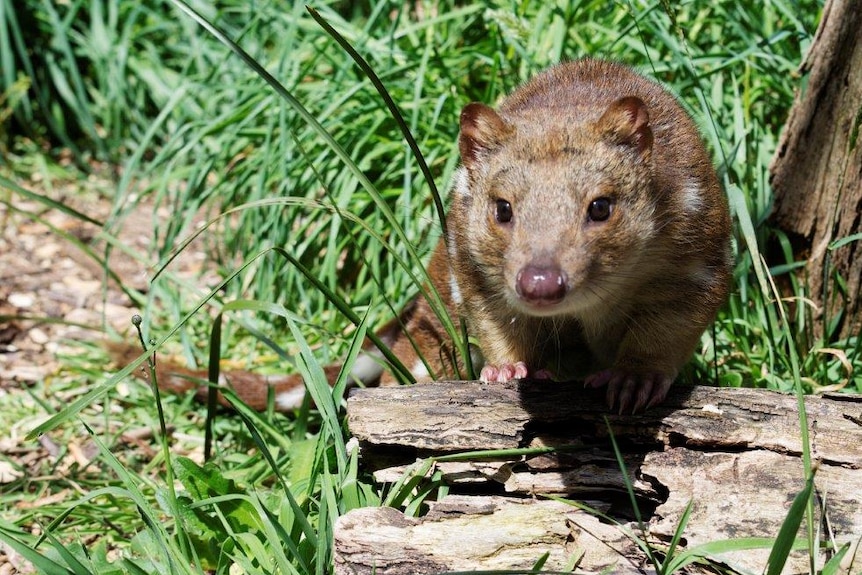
[347,380,530,451]
[336,381,862,574]
[334,496,643,575]
[768,0,862,339]
[646,448,862,572]
[347,381,862,464]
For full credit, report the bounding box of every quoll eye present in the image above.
[495,199,513,223]
[587,197,613,222]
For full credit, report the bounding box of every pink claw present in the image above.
[480,361,529,383]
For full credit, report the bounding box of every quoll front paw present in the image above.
[479,361,529,383]
[585,369,674,413]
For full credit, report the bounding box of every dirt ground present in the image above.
[0,173,213,573]
[2,199,131,384]
[3,184,160,383]
[1,172,216,383]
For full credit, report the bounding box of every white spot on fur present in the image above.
[680,180,704,213]
[276,386,307,411]
[350,352,384,384]
[411,359,430,380]
[449,270,462,305]
[453,166,470,197]
[448,167,470,263]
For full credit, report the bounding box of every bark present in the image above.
[336,381,862,574]
[769,0,862,339]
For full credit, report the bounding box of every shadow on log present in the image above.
[335,381,862,574]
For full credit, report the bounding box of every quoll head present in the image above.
[454,96,664,318]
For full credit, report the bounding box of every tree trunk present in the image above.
[769,0,862,340]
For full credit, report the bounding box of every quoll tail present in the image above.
[107,341,383,413]
[106,296,448,413]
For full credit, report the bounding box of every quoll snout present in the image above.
[515,263,567,305]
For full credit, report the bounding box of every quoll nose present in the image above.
[516,264,567,304]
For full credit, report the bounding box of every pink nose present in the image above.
[516,264,566,304]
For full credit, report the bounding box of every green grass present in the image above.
[3,0,858,573]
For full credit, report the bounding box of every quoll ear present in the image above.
[596,96,653,154]
[459,103,514,168]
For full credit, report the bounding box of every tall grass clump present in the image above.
[121,0,834,390]
[3,0,850,573]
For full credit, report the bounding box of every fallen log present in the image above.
[335,381,862,574]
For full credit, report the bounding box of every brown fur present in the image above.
[445,59,731,410]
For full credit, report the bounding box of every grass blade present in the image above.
[306,5,446,236]
[765,471,815,575]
